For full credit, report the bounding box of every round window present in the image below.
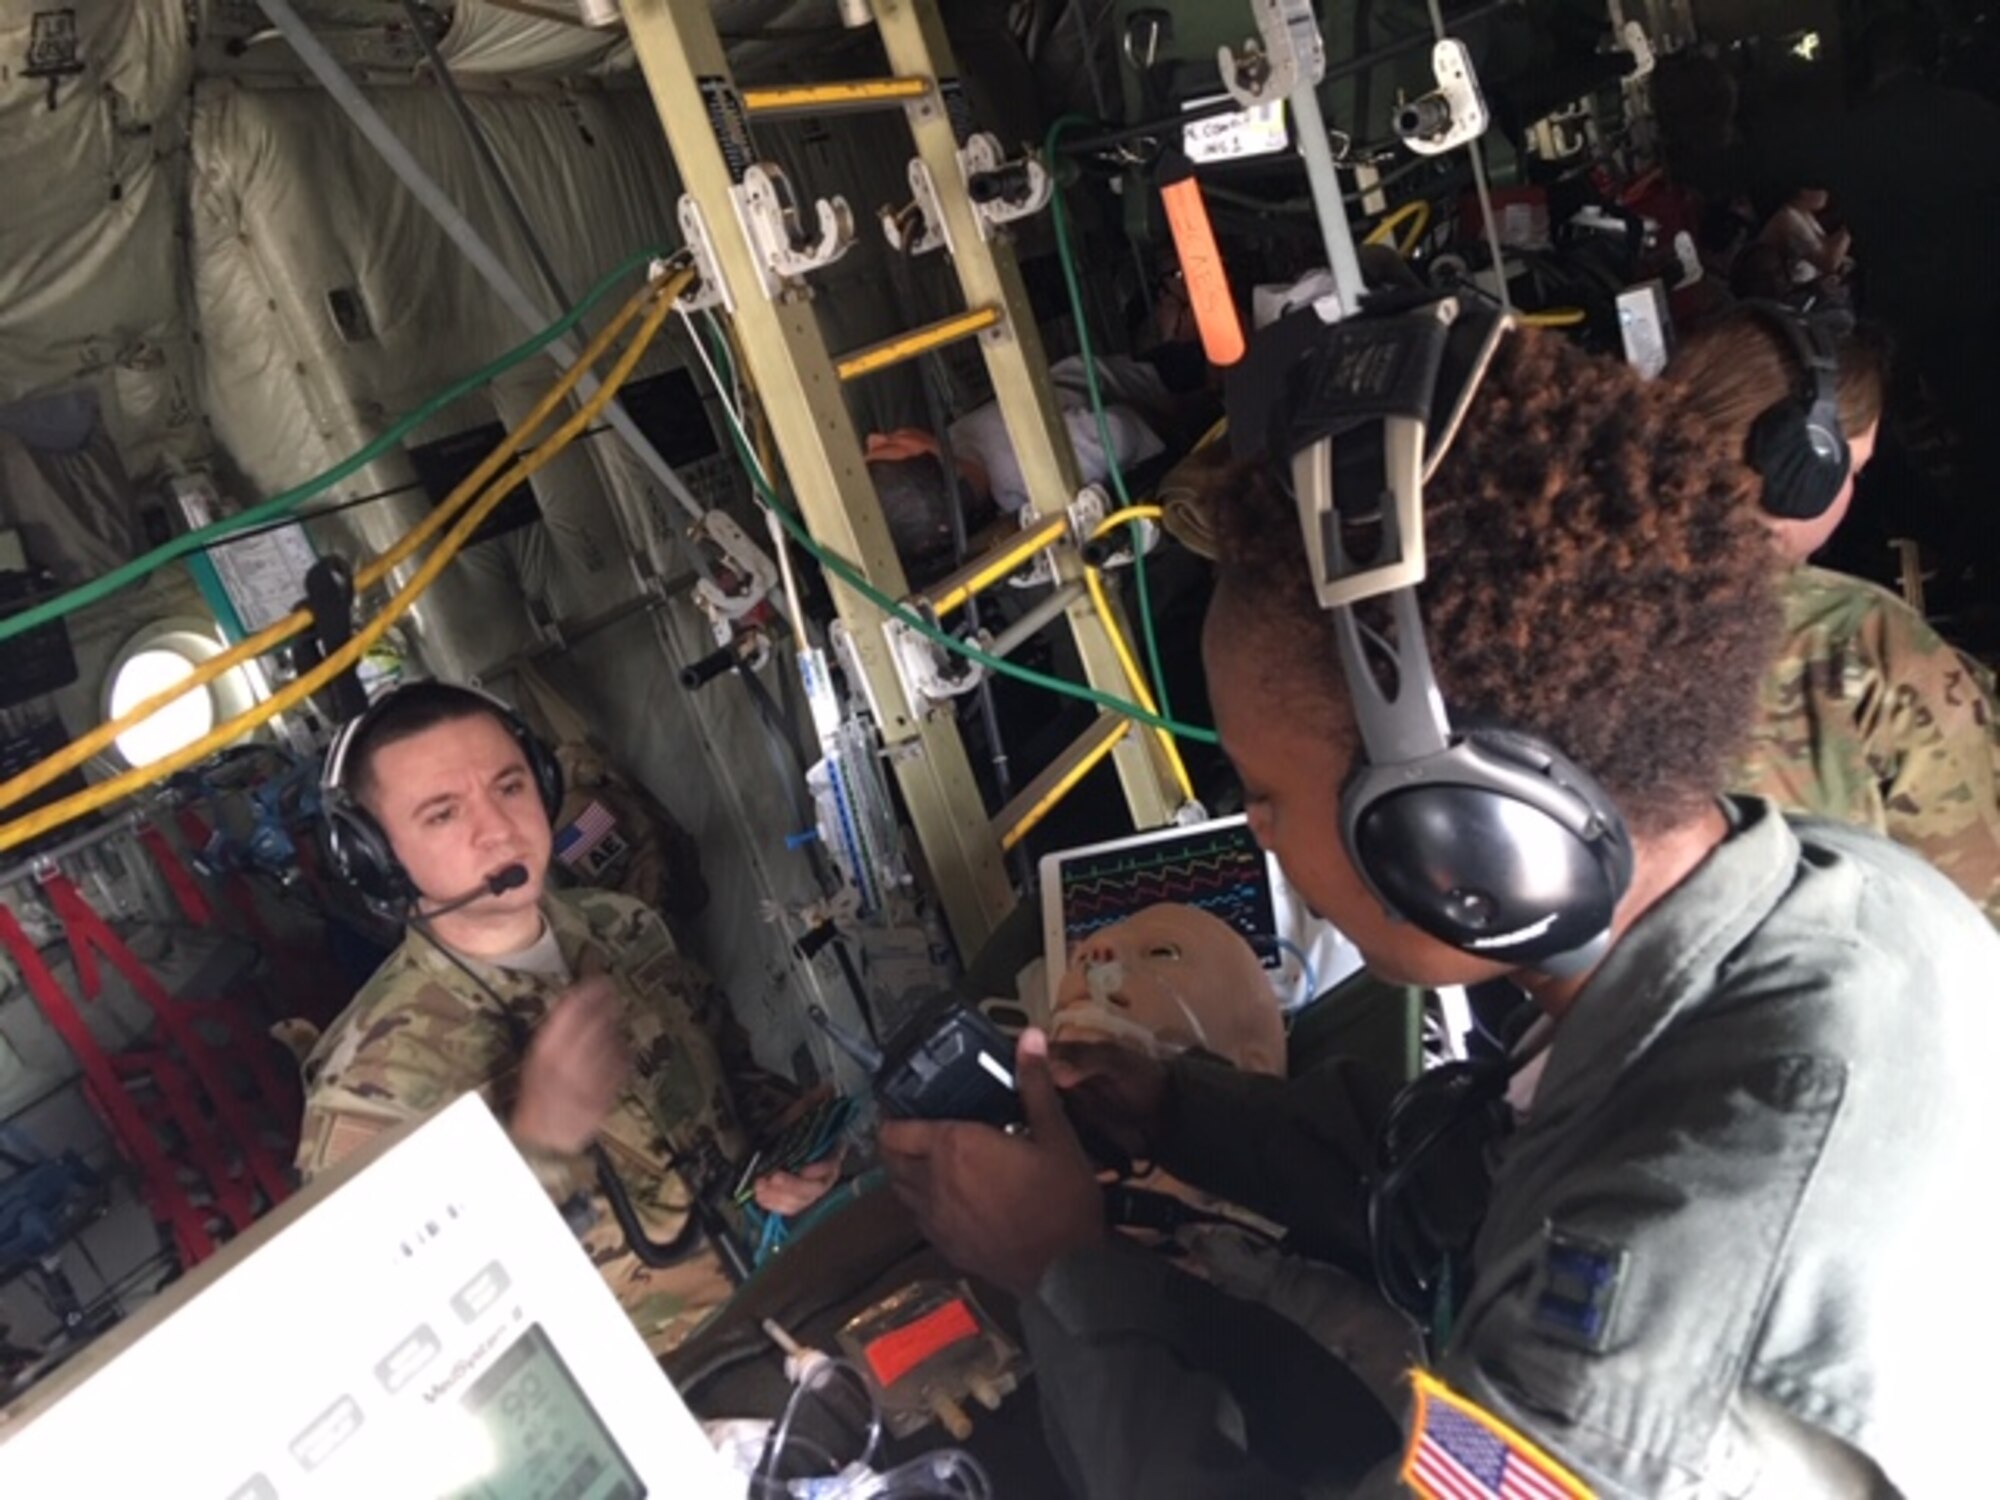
[108,648,216,767]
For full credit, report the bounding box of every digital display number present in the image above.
[451,1325,646,1500]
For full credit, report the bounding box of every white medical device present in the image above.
[0,1094,736,1499]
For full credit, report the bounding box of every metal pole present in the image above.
[399,0,576,314]
[257,0,713,558]
[1290,71,1367,316]
[987,580,1088,658]
[1426,0,1512,311]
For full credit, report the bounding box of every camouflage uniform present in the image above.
[295,888,796,1356]
[546,740,710,926]
[1732,565,2000,925]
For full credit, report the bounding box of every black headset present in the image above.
[319,682,565,916]
[1742,300,1850,520]
[1246,294,1634,974]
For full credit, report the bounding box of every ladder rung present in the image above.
[995,714,1131,852]
[741,77,931,117]
[919,513,1071,619]
[835,306,1002,383]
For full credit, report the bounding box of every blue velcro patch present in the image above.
[1532,1226,1627,1352]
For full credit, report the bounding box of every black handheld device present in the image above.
[814,997,1131,1173]
[871,1000,1024,1128]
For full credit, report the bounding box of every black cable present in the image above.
[409,915,723,1272]
[1365,1046,1537,1332]
[883,244,1032,892]
[170,426,618,557]
[402,0,574,316]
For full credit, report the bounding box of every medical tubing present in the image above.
[1046,115,1175,721]
[0,284,678,853]
[0,248,663,646]
[0,276,677,815]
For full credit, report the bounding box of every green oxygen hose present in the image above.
[1045,114,1175,723]
[0,246,667,646]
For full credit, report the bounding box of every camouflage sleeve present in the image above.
[297,980,519,1183]
[1866,604,2000,925]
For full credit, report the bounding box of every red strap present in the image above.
[41,872,293,1209]
[175,807,275,949]
[143,1051,257,1235]
[138,822,212,927]
[0,905,216,1265]
[183,998,301,1130]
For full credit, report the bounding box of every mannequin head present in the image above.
[1051,904,1285,1075]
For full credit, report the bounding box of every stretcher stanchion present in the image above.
[136,822,213,928]
[0,906,217,1266]
[40,872,294,1210]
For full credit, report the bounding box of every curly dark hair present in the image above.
[1209,328,1780,835]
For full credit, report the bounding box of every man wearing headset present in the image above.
[296,682,840,1356]
[1669,307,2000,925]
[880,317,1998,1495]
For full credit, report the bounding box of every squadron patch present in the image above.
[1403,1370,1594,1500]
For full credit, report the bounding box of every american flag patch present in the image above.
[1403,1370,1593,1500]
[555,800,626,878]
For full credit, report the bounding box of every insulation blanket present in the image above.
[0,0,202,479]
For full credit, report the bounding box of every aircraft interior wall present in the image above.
[0,3,994,1134]
[0,3,1017,1361]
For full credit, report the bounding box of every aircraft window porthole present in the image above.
[109,648,214,767]
[103,622,261,769]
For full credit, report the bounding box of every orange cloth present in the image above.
[865,428,991,501]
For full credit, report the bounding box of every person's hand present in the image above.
[752,1148,846,1216]
[1047,1038,1171,1162]
[879,1029,1105,1298]
[511,975,629,1155]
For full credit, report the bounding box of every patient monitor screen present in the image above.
[1055,820,1279,960]
[454,1324,645,1500]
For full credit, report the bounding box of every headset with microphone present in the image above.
[317,681,745,1277]
[1740,300,1851,521]
[318,682,564,920]
[1232,293,1634,975]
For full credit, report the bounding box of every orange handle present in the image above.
[1160,176,1246,367]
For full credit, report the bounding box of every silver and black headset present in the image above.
[1233,294,1634,975]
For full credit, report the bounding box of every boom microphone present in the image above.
[415,862,529,918]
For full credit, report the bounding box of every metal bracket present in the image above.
[1396,40,1490,157]
[1218,0,1325,108]
[1004,486,1114,591]
[691,509,780,643]
[882,132,1052,259]
[884,617,986,711]
[1066,483,1111,546]
[671,202,734,314]
[959,132,1052,238]
[733,162,856,300]
[882,159,949,257]
[1616,19,1655,79]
